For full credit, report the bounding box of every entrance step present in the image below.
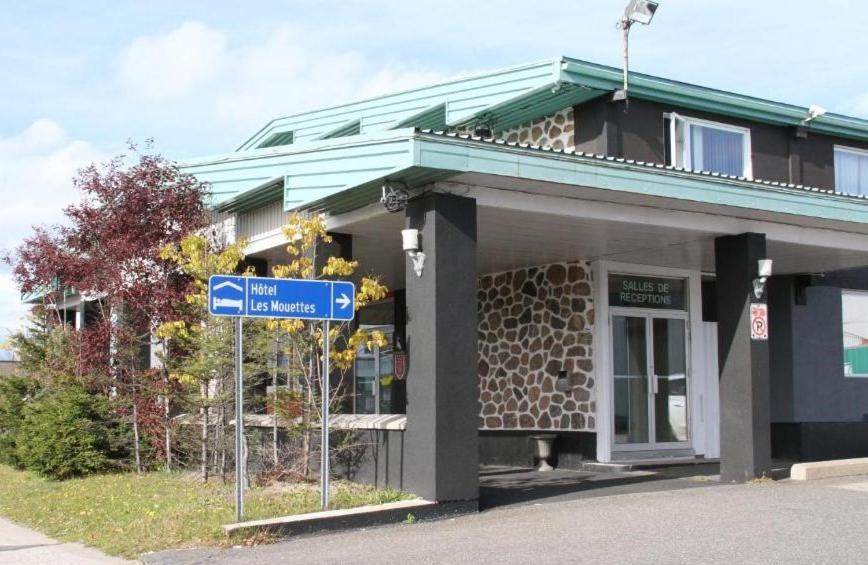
[582,456,718,473]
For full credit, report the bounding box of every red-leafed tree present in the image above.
[6,143,209,471]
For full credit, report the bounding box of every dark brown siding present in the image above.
[571,96,868,191]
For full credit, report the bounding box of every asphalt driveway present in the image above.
[142,472,868,565]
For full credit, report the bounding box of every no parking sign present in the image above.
[750,303,768,340]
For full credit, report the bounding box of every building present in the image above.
[181,57,868,506]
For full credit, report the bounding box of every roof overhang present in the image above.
[183,129,868,230]
[302,131,868,228]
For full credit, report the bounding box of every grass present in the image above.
[0,465,413,559]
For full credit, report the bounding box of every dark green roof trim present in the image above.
[559,59,868,141]
[257,131,294,149]
[392,103,447,130]
[317,119,361,140]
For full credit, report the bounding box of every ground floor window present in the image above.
[842,290,868,377]
[353,296,406,414]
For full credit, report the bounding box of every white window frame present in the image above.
[668,113,753,179]
[842,289,868,378]
[833,145,868,195]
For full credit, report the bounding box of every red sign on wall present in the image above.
[750,303,768,340]
[394,351,407,380]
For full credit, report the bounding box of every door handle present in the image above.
[651,375,659,395]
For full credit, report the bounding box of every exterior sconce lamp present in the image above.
[753,259,773,300]
[402,228,426,277]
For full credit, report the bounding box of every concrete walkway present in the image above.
[143,474,868,564]
[0,516,132,565]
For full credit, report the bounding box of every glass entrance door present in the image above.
[612,313,689,449]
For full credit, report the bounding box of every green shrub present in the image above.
[15,387,129,479]
[0,375,39,467]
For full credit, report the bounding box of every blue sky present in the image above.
[1,0,867,339]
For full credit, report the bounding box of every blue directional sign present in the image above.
[208,275,355,321]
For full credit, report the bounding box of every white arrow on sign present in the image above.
[336,293,351,309]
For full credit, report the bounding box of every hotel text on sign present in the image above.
[208,275,355,321]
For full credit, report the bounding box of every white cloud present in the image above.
[117,21,227,99]
[0,119,107,249]
[0,119,109,335]
[0,273,28,341]
[113,22,461,151]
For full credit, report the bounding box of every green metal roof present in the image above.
[188,128,868,227]
[297,131,868,226]
[180,55,868,217]
[233,56,868,153]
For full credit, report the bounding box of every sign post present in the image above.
[321,319,330,510]
[234,316,244,522]
[208,275,355,518]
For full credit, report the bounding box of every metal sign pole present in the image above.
[234,316,244,522]
[321,319,330,510]
[207,275,355,516]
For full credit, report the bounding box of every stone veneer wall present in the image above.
[456,107,575,151]
[478,262,595,432]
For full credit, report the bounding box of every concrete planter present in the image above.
[530,434,557,471]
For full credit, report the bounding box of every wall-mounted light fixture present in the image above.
[802,104,827,125]
[381,181,410,213]
[753,259,773,299]
[402,228,426,277]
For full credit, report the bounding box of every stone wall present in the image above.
[495,108,575,151]
[478,262,596,432]
[456,107,575,151]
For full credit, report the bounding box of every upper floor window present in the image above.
[669,114,752,179]
[834,146,868,195]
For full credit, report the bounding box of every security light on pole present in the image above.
[624,0,659,25]
[614,0,660,105]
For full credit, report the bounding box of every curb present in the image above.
[223,498,478,539]
[790,458,868,481]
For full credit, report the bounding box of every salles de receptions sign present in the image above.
[608,274,686,310]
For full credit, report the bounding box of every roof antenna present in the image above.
[613,0,660,110]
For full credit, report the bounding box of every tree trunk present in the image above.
[131,368,142,473]
[219,375,227,481]
[164,396,172,472]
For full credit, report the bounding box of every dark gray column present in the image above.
[715,233,772,482]
[404,192,478,502]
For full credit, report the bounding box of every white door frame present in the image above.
[593,261,708,463]
[608,307,691,452]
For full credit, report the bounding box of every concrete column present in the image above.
[715,233,772,482]
[404,192,478,503]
